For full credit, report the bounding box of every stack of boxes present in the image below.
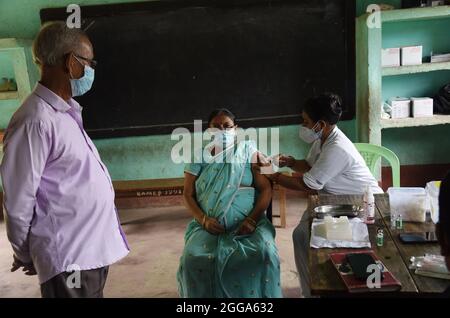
[382,45,423,67]
[387,97,434,119]
[382,45,434,119]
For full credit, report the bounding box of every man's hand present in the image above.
[11,255,37,276]
[203,216,226,235]
[236,218,257,236]
[278,154,295,168]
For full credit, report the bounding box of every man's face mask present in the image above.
[69,55,95,97]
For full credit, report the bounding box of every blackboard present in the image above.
[41,0,355,139]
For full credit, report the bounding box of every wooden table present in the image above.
[299,194,449,296]
[376,195,450,294]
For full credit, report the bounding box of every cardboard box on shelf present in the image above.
[382,48,401,67]
[401,46,423,66]
[411,97,434,117]
[388,97,411,119]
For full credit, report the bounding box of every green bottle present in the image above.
[376,228,384,247]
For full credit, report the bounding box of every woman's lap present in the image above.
[178,222,281,297]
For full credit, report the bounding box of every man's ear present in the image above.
[65,53,74,77]
[65,53,80,79]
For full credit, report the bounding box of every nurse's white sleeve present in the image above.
[303,145,351,191]
[305,140,320,166]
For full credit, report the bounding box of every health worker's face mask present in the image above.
[298,122,323,144]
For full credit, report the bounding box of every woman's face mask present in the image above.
[299,122,323,144]
[213,128,236,148]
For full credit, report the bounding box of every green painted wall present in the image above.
[1,0,449,181]
[92,122,356,180]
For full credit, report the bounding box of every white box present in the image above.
[411,97,433,117]
[388,97,410,119]
[401,46,423,66]
[388,187,427,223]
[426,181,441,224]
[382,48,400,67]
[431,53,450,63]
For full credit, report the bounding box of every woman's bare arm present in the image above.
[249,163,273,221]
[236,163,273,235]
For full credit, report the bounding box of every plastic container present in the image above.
[387,187,427,223]
[426,181,441,224]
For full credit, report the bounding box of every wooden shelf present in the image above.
[381,5,450,23]
[382,61,450,76]
[381,115,450,129]
[0,38,39,107]
[0,91,19,100]
[356,7,450,148]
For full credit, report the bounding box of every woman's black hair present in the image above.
[303,92,343,125]
[439,171,450,241]
[207,108,236,126]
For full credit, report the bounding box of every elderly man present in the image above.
[0,21,129,298]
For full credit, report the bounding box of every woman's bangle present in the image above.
[245,216,257,226]
[201,214,207,228]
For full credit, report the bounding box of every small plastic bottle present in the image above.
[396,214,403,230]
[376,228,384,247]
[390,212,397,229]
[363,184,375,224]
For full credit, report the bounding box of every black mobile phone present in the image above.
[399,232,438,244]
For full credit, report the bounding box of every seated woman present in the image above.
[177,109,282,298]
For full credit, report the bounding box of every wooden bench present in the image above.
[113,178,184,198]
[113,178,287,228]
